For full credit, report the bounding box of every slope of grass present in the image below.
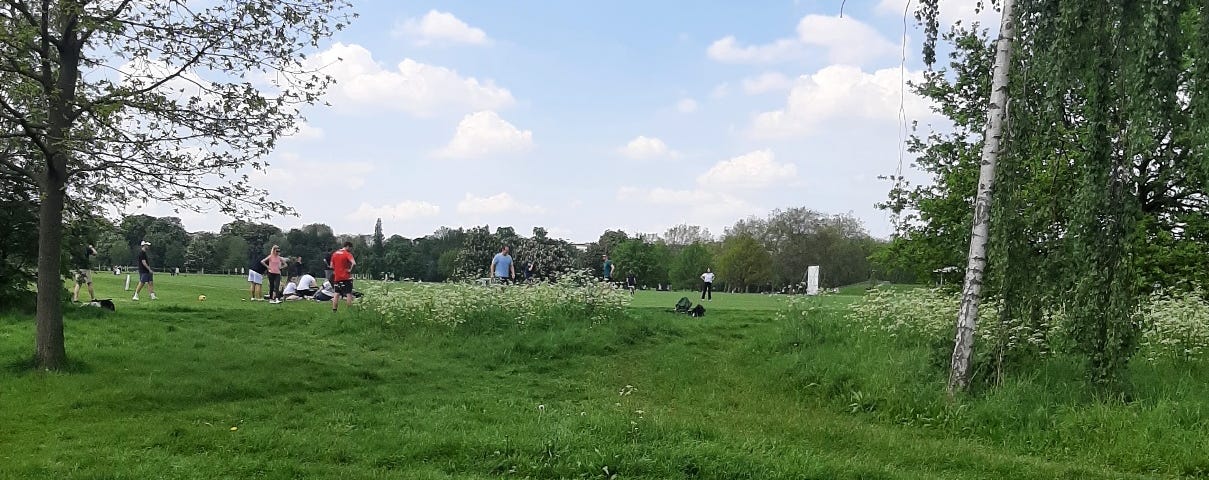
[0,274,1202,478]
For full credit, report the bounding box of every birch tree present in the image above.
[948,0,1016,394]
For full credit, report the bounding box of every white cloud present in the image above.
[457,193,545,215]
[676,98,699,113]
[696,149,798,190]
[706,15,897,66]
[619,136,678,160]
[796,15,899,65]
[393,10,490,46]
[436,111,534,159]
[310,43,514,116]
[349,201,441,222]
[750,65,933,138]
[707,36,803,64]
[876,0,1000,27]
[741,72,792,95]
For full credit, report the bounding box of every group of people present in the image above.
[248,241,358,312]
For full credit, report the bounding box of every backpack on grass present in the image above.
[674,297,693,313]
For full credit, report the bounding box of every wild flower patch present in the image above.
[834,286,1209,363]
[359,270,631,328]
[1139,290,1209,362]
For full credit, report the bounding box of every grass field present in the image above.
[1,274,1206,479]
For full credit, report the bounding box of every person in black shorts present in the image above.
[133,241,157,301]
[73,244,98,302]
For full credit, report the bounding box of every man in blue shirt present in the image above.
[490,246,515,284]
[602,254,614,282]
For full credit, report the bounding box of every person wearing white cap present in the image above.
[133,241,157,300]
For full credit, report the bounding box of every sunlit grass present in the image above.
[0,274,1203,478]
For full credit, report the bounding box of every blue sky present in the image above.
[144,0,998,242]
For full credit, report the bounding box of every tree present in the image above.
[716,235,773,293]
[185,232,218,272]
[947,0,1015,394]
[668,243,713,290]
[611,238,669,289]
[663,224,713,247]
[0,0,352,368]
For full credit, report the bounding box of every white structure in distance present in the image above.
[807,266,820,296]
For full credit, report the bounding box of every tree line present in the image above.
[0,207,891,310]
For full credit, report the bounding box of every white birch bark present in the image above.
[948,0,1017,395]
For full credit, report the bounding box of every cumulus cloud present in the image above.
[393,10,490,46]
[696,149,798,190]
[707,15,897,66]
[436,111,534,159]
[750,65,933,138]
[309,43,514,116]
[741,72,792,95]
[457,192,545,215]
[349,201,441,222]
[707,36,802,64]
[619,136,678,160]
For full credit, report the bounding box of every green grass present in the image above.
[0,274,1204,479]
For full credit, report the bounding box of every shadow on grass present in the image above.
[5,355,94,375]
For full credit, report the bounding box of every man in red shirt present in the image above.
[330,241,356,312]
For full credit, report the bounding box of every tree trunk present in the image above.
[35,163,68,370]
[34,13,83,371]
[948,0,1017,395]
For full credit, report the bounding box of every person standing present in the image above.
[289,256,305,283]
[133,241,157,301]
[261,245,284,304]
[601,254,614,282]
[72,244,98,302]
[625,272,637,295]
[324,249,335,283]
[330,242,357,312]
[700,268,715,301]
[247,252,266,301]
[490,246,514,284]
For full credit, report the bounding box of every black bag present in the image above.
[675,297,693,313]
[690,304,706,317]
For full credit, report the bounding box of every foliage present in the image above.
[610,238,669,288]
[667,243,714,290]
[899,0,1209,390]
[847,286,1209,367]
[1138,290,1209,363]
[727,208,879,288]
[360,270,631,328]
[715,234,773,292]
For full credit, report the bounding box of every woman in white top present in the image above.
[700,268,715,301]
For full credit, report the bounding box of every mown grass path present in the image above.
[0,275,1194,478]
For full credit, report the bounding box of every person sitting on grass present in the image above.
[282,280,300,300]
[296,273,319,298]
[313,281,335,302]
